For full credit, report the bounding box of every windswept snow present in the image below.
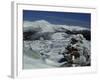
[24,20,55,32]
[23,20,91,69]
[23,20,89,32]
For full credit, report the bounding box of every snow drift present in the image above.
[23,20,91,69]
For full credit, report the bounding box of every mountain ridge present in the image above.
[23,20,91,40]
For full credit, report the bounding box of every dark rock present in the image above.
[65,30,91,41]
[58,58,67,63]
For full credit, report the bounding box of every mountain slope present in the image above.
[23,20,90,41]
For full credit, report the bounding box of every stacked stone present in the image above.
[59,34,90,67]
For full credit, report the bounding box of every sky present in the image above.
[23,10,91,28]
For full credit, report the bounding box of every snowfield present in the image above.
[23,20,91,69]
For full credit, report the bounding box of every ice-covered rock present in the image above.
[23,20,91,68]
[51,32,68,40]
[59,34,90,67]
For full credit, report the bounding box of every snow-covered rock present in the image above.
[23,20,91,69]
[51,32,68,40]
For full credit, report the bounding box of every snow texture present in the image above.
[23,20,91,69]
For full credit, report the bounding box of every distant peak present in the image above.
[34,20,50,24]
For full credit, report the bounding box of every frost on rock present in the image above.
[23,20,91,69]
[23,34,90,68]
[59,34,91,67]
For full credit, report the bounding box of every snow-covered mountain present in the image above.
[24,20,89,31]
[24,20,54,32]
[23,20,90,41]
[23,20,91,69]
